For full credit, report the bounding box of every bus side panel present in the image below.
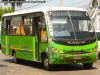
[1,36,9,55]
[10,36,35,61]
[0,22,1,49]
[0,33,1,49]
[39,42,48,59]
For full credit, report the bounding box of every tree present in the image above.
[0,6,14,21]
[2,0,25,11]
[2,0,46,11]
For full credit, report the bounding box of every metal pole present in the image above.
[60,0,63,7]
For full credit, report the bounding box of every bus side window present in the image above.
[10,26,13,35]
[21,26,25,35]
[40,24,47,42]
[42,24,46,31]
[22,14,32,35]
[16,26,21,35]
[2,18,6,35]
[41,24,47,42]
[21,16,25,35]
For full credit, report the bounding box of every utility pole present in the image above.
[60,0,63,7]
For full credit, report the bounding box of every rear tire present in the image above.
[83,63,93,69]
[0,44,1,49]
[98,52,100,59]
[42,55,52,71]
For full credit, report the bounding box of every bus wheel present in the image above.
[43,55,52,71]
[83,63,93,69]
[13,52,20,64]
[98,53,100,59]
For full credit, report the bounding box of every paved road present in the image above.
[0,50,100,75]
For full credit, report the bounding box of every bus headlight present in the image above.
[53,48,58,52]
[51,48,61,53]
[92,47,98,52]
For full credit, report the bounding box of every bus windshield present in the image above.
[48,11,95,40]
[96,31,100,41]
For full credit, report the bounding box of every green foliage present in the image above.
[0,6,14,21]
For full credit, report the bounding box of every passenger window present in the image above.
[40,14,47,42]
[9,14,32,36]
[42,24,46,31]
[16,26,21,35]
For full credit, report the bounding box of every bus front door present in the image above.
[33,16,41,61]
[2,20,10,55]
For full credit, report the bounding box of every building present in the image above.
[88,0,100,30]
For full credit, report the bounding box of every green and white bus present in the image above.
[1,7,98,70]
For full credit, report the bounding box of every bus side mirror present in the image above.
[38,22,42,31]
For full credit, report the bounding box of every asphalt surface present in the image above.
[0,50,100,75]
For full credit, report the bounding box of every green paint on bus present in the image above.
[1,7,99,70]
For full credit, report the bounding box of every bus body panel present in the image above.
[2,35,49,61]
[10,36,35,61]
[95,30,100,59]
[2,36,9,55]
[98,41,100,52]
[96,30,100,52]
[1,7,98,70]
[0,22,1,48]
[2,36,36,61]
[47,40,98,64]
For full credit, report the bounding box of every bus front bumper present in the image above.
[49,52,97,64]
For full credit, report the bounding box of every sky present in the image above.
[0,0,91,11]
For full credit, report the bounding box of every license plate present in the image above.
[74,55,82,59]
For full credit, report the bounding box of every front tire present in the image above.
[13,52,20,64]
[42,55,52,71]
[83,63,93,69]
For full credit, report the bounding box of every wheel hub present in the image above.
[44,58,48,67]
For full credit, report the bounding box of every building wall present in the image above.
[88,0,100,30]
[96,14,99,29]
[93,13,100,30]
[97,14,100,29]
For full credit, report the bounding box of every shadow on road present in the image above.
[3,59,97,71]
[51,64,97,71]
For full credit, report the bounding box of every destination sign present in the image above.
[51,11,87,17]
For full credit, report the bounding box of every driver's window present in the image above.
[40,13,47,42]
[42,24,46,31]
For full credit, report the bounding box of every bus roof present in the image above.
[2,7,87,17]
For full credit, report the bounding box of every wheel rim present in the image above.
[13,53,16,62]
[44,57,48,68]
